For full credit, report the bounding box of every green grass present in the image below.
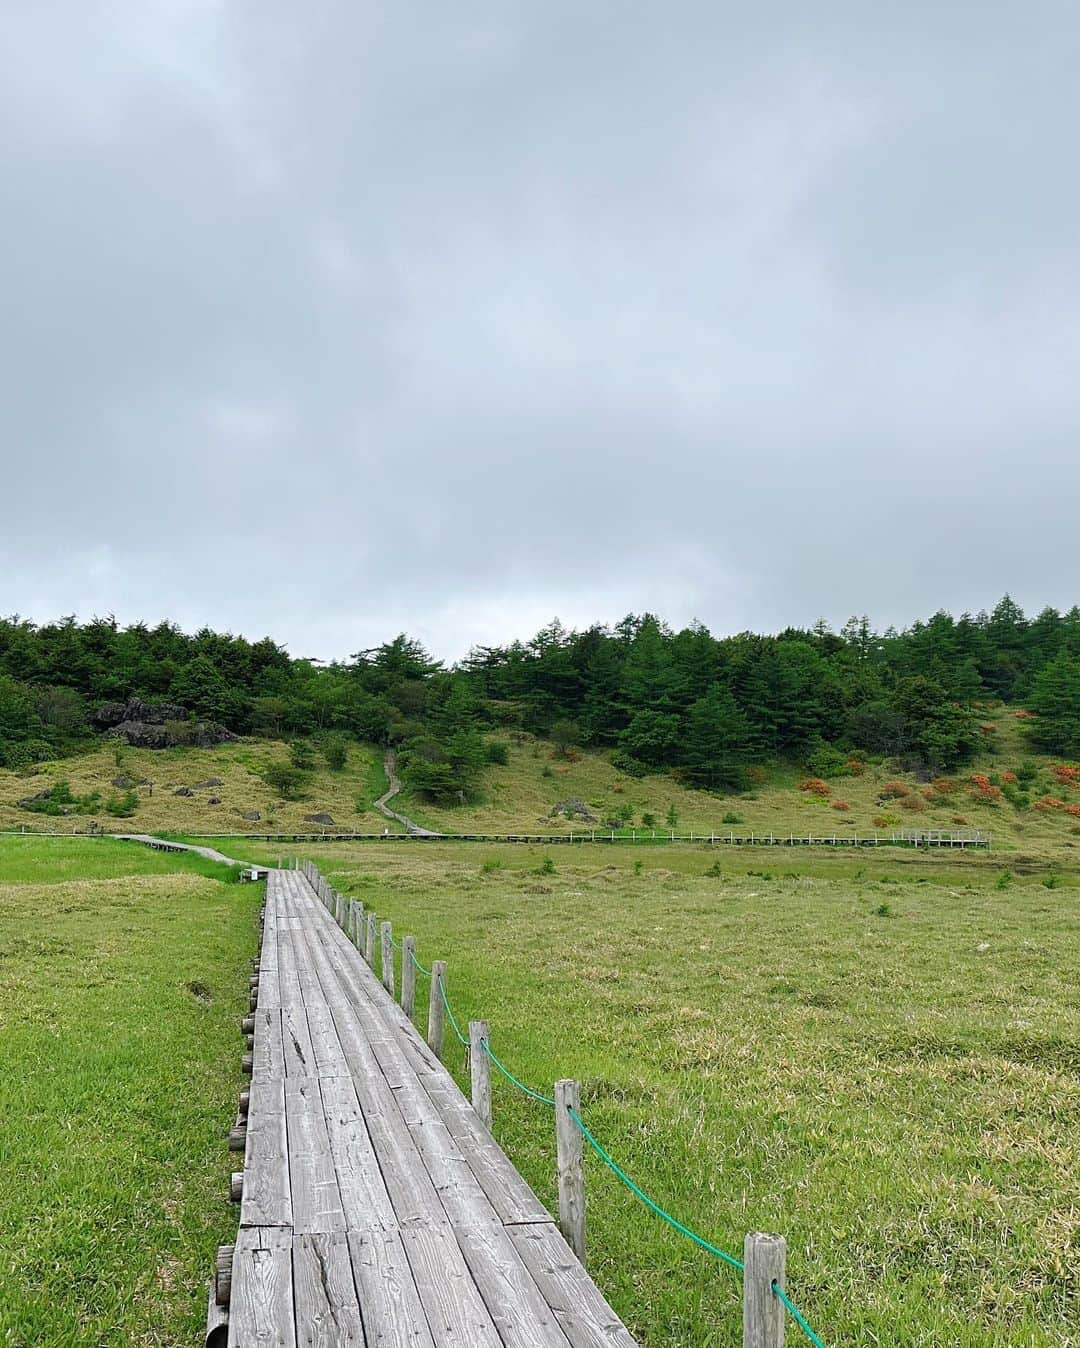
[0,837,259,1346]
[254,842,1076,1347]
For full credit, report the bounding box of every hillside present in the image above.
[3,711,1079,864]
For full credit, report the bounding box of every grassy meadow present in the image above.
[0,836,260,1347]
[0,738,395,837]
[222,839,1077,1347]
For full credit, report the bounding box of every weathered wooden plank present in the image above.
[292,1233,365,1347]
[507,1223,638,1348]
[227,1225,296,1348]
[319,1073,398,1233]
[400,1224,503,1348]
[348,1230,437,1348]
[240,1077,293,1229]
[252,1006,286,1081]
[456,1222,574,1348]
[285,1076,347,1234]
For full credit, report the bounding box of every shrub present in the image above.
[831,800,850,811]
[995,870,1013,890]
[1033,796,1066,811]
[1065,804,1080,818]
[323,735,348,771]
[104,789,139,818]
[879,781,910,800]
[969,774,1002,801]
[290,740,317,770]
[540,764,553,778]
[799,778,831,796]
[746,766,768,785]
[1001,771,1018,784]
[805,743,851,778]
[920,787,936,801]
[721,812,742,824]
[1014,709,1036,719]
[537,856,556,876]
[1054,765,1080,786]
[1001,785,1030,810]
[930,777,958,795]
[1043,873,1062,889]
[480,857,502,874]
[845,759,866,776]
[952,814,970,825]
[609,751,648,778]
[899,793,927,812]
[633,859,643,875]
[641,812,657,828]
[263,763,308,800]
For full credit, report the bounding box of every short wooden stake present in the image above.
[402,936,416,1018]
[743,1232,786,1347]
[241,1052,253,1075]
[365,913,376,965]
[428,961,446,1057]
[228,1124,247,1152]
[230,1171,243,1203]
[380,922,395,996]
[555,1079,586,1262]
[215,1244,234,1307]
[470,1020,491,1128]
[241,1015,255,1035]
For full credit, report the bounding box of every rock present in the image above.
[174,786,194,797]
[549,799,597,823]
[191,777,224,789]
[95,698,188,729]
[17,789,51,808]
[304,811,336,826]
[107,719,237,749]
[240,810,261,822]
[208,796,222,805]
[112,775,137,789]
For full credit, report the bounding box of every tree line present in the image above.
[1,598,1079,798]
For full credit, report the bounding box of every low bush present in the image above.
[899,793,927,812]
[831,800,850,811]
[799,777,831,796]
[879,781,910,800]
[104,790,139,818]
[485,741,510,765]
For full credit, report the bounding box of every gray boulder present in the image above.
[174,786,194,797]
[304,811,336,826]
[191,777,225,789]
[549,799,597,823]
[240,810,261,822]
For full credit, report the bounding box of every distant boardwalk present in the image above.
[210,868,637,1346]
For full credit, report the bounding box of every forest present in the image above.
[1,597,1079,801]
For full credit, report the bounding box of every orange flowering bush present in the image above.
[930,778,958,795]
[879,781,910,800]
[1014,709,1036,719]
[799,777,831,796]
[1054,765,1080,786]
[845,759,866,776]
[831,799,850,811]
[1033,796,1065,811]
[1065,805,1080,818]
[1001,771,1018,784]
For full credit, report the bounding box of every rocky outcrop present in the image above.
[191,777,224,789]
[550,799,597,822]
[240,810,261,822]
[94,699,236,749]
[304,811,336,826]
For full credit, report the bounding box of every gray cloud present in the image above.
[2,2,1077,660]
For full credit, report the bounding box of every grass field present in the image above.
[0,837,259,1347]
[220,840,1078,1347]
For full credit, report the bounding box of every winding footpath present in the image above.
[373,749,441,837]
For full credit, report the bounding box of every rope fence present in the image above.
[299,857,829,1348]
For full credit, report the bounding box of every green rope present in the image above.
[411,949,432,977]
[772,1283,827,1348]
[567,1107,744,1272]
[481,1040,556,1107]
[437,974,469,1045]
[389,932,402,950]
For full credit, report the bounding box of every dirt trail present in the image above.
[373,750,440,836]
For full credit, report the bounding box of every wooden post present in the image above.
[429,961,446,1057]
[470,1020,491,1128]
[402,936,416,1018]
[381,921,395,996]
[743,1232,786,1347]
[230,1171,243,1202]
[365,913,376,965]
[555,1079,585,1262]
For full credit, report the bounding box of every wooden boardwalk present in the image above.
[214,867,637,1347]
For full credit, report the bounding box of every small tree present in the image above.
[549,719,580,759]
[263,763,307,800]
[290,740,317,771]
[666,803,679,829]
[323,735,348,771]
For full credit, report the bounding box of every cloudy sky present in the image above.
[2,3,1077,661]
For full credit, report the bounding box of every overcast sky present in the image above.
[2,3,1077,662]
